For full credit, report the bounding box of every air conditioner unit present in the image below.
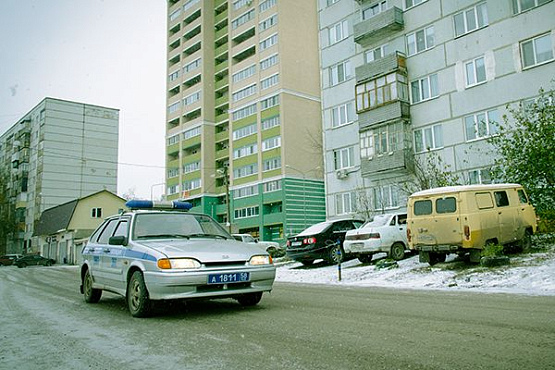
[335,169,348,179]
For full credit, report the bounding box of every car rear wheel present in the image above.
[326,242,344,264]
[83,269,102,303]
[127,271,151,318]
[45,260,52,267]
[390,242,405,261]
[236,292,263,306]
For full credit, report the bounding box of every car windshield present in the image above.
[362,214,390,228]
[133,213,231,240]
[296,222,332,236]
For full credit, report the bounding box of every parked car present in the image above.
[407,184,537,265]
[344,213,409,263]
[286,218,365,266]
[80,200,276,317]
[15,255,55,268]
[0,254,23,266]
[232,234,285,258]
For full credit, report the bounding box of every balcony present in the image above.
[354,7,404,47]
[215,147,230,160]
[360,148,412,177]
[358,100,410,130]
[215,129,229,143]
[356,51,407,83]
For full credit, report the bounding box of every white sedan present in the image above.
[343,213,409,263]
[232,234,284,257]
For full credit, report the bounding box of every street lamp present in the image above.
[217,166,231,233]
[285,165,321,230]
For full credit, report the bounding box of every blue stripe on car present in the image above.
[123,249,157,261]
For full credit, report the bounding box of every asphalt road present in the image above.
[1,265,554,370]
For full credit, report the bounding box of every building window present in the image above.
[360,122,404,158]
[414,124,443,153]
[331,102,355,128]
[521,33,554,69]
[167,134,180,145]
[262,115,280,130]
[263,179,281,192]
[169,8,181,21]
[260,0,277,13]
[233,123,257,140]
[260,33,278,51]
[233,0,250,10]
[407,26,434,56]
[232,103,257,121]
[263,157,281,171]
[362,1,387,20]
[183,126,201,139]
[260,53,279,70]
[232,9,255,30]
[329,60,352,86]
[235,206,260,219]
[465,56,486,87]
[261,95,279,110]
[365,44,388,63]
[168,101,180,114]
[336,192,356,215]
[183,0,200,12]
[233,163,258,179]
[454,2,488,38]
[232,84,257,102]
[355,72,409,113]
[410,73,439,103]
[512,0,551,14]
[259,14,277,32]
[234,185,259,199]
[168,185,179,195]
[183,178,201,191]
[465,109,500,141]
[329,20,349,45]
[468,168,492,185]
[261,73,279,90]
[232,64,256,83]
[184,58,201,74]
[405,0,427,9]
[183,91,201,106]
[91,208,102,218]
[373,185,399,210]
[333,147,354,170]
[233,143,258,159]
[183,161,200,173]
[169,70,180,82]
[262,136,281,151]
[168,168,179,178]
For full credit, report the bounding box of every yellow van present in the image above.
[407,184,537,265]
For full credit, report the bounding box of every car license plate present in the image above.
[291,241,302,247]
[208,272,250,284]
[351,243,364,250]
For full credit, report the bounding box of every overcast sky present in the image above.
[0,0,167,200]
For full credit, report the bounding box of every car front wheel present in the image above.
[18,262,27,268]
[83,269,102,303]
[390,242,405,261]
[236,292,263,306]
[127,271,151,318]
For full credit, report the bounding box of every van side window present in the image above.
[476,192,494,209]
[436,197,456,213]
[414,200,432,215]
[517,189,529,204]
[494,191,510,207]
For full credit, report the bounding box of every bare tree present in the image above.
[401,150,461,195]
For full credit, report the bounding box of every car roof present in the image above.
[411,183,522,197]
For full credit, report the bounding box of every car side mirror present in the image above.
[109,235,128,246]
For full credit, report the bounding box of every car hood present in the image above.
[135,238,267,263]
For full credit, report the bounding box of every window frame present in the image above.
[410,73,439,104]
[453,2,488,38]
[413,124,443,153]
[406,25,434,56]
[520,33,554,69]
[465,55,487,87]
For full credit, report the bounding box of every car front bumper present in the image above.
[143,265,276,300]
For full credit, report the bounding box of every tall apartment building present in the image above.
[0,98,119,254]
[319,0,555,219]
[165,0,325,243]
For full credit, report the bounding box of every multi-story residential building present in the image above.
[165,0,325,243]
[319,0,555,219]
[0,98,119,255]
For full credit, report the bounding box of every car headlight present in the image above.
[249,255,272,265]
[157,258,201,270]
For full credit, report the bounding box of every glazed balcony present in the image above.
[354,7,404,47]
[356,51,407,83]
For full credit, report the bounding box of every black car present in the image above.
[286,218,365,266]
[0,254,23,266]
[15,255,55,268]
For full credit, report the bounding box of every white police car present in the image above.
[80,200,276,317]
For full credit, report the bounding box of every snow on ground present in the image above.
[274,243,555,296]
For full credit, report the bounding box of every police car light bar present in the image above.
[125,200,193,211]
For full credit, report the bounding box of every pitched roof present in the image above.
[33,199,79,236]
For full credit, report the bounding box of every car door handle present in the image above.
[104,248,111,253]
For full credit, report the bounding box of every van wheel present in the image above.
[520,229,532,251]
[390,243,405,261]
[429,252,446,266]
